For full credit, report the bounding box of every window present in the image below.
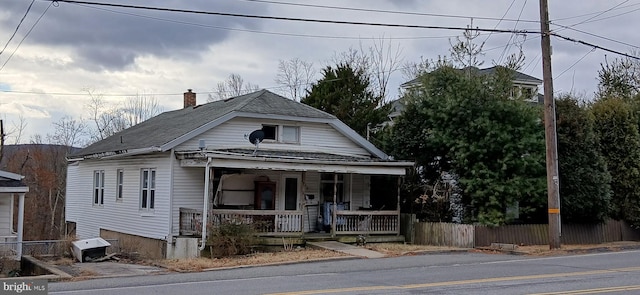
[262,125,277,140]
[320,173,344,203]
[282,126,300,143]
[140,168,156,210]
[116,169,124,200]
[93,170,104,206]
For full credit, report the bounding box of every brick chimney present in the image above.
[184,89,196,108]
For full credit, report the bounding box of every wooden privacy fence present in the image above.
[414,222,474,248]
[474,220,640,246]
[402,214,640,247]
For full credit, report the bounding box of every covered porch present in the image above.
[0,171,28,260]
[176,149,412,239]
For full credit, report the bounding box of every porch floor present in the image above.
[307,241,386,258]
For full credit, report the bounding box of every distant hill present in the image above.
[0,144,80,171]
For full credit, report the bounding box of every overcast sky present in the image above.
[0,0,638,144]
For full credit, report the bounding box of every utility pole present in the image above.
[539,0,561,249]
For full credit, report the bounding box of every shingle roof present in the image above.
[74,90,337,157]
[400,66,542,88]
[215,149,391,162]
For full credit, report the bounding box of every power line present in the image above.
[0,2,53,72]
[0,0,35,57]
[482,0,517,44]
[550,2,640,22]
[554,48,596,79]
[72,3,462,41]
[237,0,540,24]
[497,0,527,65]
[552,33,640,60]
[563,0,629,28]
[49,0,537,34]
[551,23,640,51]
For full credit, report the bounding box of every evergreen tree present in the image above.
[302,63,389,137]
[591,98,640,227]
[391,66,547,226]
[556,96,611,223]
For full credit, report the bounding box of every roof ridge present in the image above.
[233,89,267,111]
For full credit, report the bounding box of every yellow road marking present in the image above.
[266,267,640,295]
[530,284,640,295]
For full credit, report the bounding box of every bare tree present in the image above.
[85,89,118,142]
[328,38,403,101]
[367,37,404,100]
[85,89,162,144]
[122,92,163,127]
[275,58,316,101]
[48,116,88,148]
[449,20,485,70]
[208,73,260,102]
[330,47,370,75]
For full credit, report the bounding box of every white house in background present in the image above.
[0,170,28,260]
[65,89,413,259]
[389,66,543,121]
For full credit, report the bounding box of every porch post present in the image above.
[301,171,306,235]
[331,173,337,238]
[17,193,25,259]
[199,158,212,251]
[397,176,402,236]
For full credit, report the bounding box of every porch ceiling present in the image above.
[177,149,412,175]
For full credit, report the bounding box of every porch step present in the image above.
[307,241,386,258]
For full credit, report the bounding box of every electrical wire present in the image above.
[563,0,629,28]
[552,33,640,60]
[482,0,516,44]
[72,3,462,40]
[236,0,540,24]
[0,0,35,57]
[497,0,527,64]
[554,48,596,79]
[48,0,537,34]
[551,23,640,51]
[0,2,53,72]
[550,2,640,22]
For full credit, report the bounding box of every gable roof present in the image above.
[0,170,28,192]
[73,90,388,159]
[400,66,542,88]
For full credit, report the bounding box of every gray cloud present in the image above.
[1,0,266,71]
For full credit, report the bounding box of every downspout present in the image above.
[199,157,212,251]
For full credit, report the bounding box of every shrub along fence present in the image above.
[401,214,640,248]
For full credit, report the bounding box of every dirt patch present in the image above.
[160,249,348,272]
[473,241,640,256]
[366,243,464,256]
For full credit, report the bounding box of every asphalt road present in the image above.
[49,250,640,295]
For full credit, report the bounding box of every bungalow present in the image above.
[65,89,413,259]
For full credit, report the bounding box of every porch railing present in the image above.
[210,210,303,236]
[0,236,18,258]
[179,208,400,236]
[335,210,400,235]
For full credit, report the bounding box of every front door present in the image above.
[280,174,301,210]
[278,174,301,232]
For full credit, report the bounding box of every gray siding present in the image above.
[65,154,172,240]
[171,165,205,237]
[0,196,11,236]
[178,117,369,157]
